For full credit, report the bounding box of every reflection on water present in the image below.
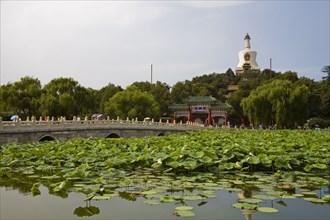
[1,175,329,220]
[74,205,100,217]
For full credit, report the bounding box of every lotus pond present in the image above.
[1,129,330,219]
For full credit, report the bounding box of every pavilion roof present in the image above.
[211,103,232,109]
[169,103,189,110]
[183,96,217,103]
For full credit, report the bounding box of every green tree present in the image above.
[275,71,299,83]
[104,86,160,120]
[261,69,279,81]
[241,79,310,128]
[131,81,171,115]
[0,77,41,118]
[227,78,261,122]
[295,77,322,118]
[96,83,123,113]
[150,81,171,115]
[170,80,192,103]
[0,83,17,117]
[321,65,330,86]
[225,68,238,84]
[75,87,98,116]
[320,66,330,117]
[40,77,93,118]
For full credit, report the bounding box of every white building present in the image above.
[235,33,260,76]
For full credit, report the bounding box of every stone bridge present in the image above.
[0,118,204,146]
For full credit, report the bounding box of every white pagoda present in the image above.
[235,33,260,76]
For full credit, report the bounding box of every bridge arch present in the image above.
[39,135,57,142]
[106,133,121,138]
[157,132,165,136]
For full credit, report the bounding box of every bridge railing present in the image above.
[0,117,204,130]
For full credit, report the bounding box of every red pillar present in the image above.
[207,108,212,126]
[188,108,193,123]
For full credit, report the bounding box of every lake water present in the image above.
[1,185,329,220]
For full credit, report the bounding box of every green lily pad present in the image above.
[92,194,112,200]
[232,203,258,210]
[160,195,175,203]
[257,207,279,213]
[281,195,296,199]
[292,194,304,197]
[182,195,203,201]
[175,206,194,211]
[201,190,216,195]
[141,190,158,195]
[322,195,330,202]
[232,180,245,185]
[239,198,263,204]
[304,198,327,204]
[302,191,317,197]
[175,210,195,217]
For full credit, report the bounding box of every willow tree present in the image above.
[104,86,160,120]
[0,77,41,118]
[241,79,310,128]
[40,77,96,118]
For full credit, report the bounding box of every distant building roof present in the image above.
[227,85,239,91]
[211,103,232,109]
[183,96,217,103]
[169,103,189,110]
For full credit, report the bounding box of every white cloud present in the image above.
[1,1,329,89]
[178,0,251,9]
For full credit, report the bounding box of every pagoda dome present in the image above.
[235,33,260,76]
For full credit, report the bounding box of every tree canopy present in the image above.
[0,66,329,127]
[241,79,310,128]
[104,86,160,120]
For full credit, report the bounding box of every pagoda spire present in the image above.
[244,33,251,49]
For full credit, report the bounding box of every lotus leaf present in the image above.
[252,194,277,200]
[257,207,279,213]
[92,195,113,200]
[281,195,296,199]
[160,195,175,203]
[175,210,195,217]
[302,191,318,197]
[239,198,263,204]
[175,206,194,211]
[304,198,327,204]
[292,193,304,197]
[322,195,330,202]
[232,203,258,210]
[141,190,158,195]
[182,195,204,201]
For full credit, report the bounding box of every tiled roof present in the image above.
[183,96,217,103]
[211,103,232,109]
[227,85,239,91]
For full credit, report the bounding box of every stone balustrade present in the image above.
[0,116,204,131]
[0,116,205,146]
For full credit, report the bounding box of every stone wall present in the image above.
[0,118,203,146]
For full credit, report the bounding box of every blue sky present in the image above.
[1,1,329,89]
